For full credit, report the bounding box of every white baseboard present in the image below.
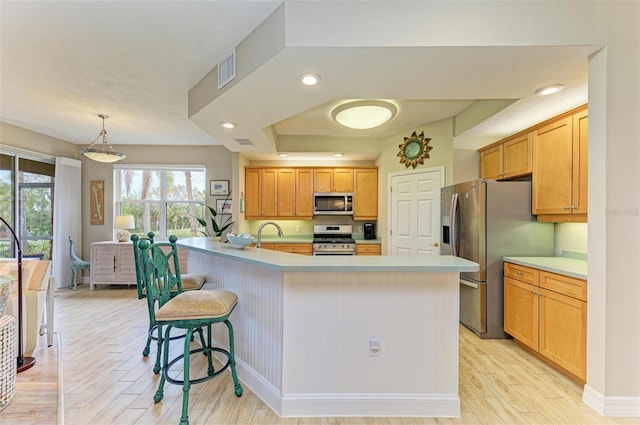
[280,393,460,417]
[235,358,283,415]
[583,385,640,417]
[234,358,460,418]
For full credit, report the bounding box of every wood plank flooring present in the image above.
[5,285,639,425]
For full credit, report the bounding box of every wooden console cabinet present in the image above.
[503,261,587,382]
[90,241,189,290]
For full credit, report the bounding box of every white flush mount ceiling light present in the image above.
[80,114,126,163]
[333,153,344,157]
[332,100,397,130]
[299,73,321,86]
[220,122,236,129]
[535,84,565,96]
[278,153,288,157]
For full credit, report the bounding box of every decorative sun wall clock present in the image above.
[397,131,433,169]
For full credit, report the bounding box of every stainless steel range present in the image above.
[312,224,356,256]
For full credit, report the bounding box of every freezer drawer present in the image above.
[459,279,486,334]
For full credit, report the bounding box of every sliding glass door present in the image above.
[0,153,55,259]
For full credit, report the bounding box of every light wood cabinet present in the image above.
[246,167,376,219]
[245,168,278,218]
[90,241,189,290]
[274,243,313,256]
[479,133,532,180]
[532,106,588,222]
[313,168,353,192]
[503,262,586,382]
[353,168,378,220]
[253,243,312,255]
[355,244,381,256]
[246,168,312,219]
[294,169,314,218]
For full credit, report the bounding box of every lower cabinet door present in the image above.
[538,287,587,380]
[503,277,539,350]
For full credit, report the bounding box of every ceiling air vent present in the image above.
[217,49,236,90]
[235,138,253,146]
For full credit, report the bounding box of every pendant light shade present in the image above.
[80,115,126,163]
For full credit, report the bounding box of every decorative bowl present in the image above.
[226,233,256,249]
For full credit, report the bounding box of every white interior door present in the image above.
[388,167,443,256]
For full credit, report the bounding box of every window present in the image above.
[0,153,55,259]
[114,166,207,239]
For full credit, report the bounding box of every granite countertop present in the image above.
[503,251,587,280]
[178,237,477,273]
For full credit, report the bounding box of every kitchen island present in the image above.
[177,237,478,418]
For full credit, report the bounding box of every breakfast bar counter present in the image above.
[177,237,478,418]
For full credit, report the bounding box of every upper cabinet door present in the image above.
[503,133,532,179]
[533,116,574,215]
[479,144,504,179]
[295,169,314,218]
[313,169,333,192]
[333,168,354,192]
[353,168,378,220]
[572,110,588,215]
[313,168,353,192]
[277,168,296,217]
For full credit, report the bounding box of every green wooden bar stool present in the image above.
[138,236,242,425]
[131,232,206,373]
[69,236,90,290]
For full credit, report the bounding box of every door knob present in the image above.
[433,242,439,247]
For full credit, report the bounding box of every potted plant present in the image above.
[195,192,234,241]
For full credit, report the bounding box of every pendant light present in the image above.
[80,114,126,163]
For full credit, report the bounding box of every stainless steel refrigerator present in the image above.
[441,179,554,338]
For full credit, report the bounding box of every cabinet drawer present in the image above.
[355,244,381,255]
[539,271,587,301]
[504,262,539,285]
[274,243,313,255]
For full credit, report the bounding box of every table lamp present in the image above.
[114,215,135,242]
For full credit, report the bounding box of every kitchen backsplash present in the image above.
[554,222,587,257]
[246,216,376,237]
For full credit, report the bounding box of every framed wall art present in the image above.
[216,199,232,215]
[210,180,229,196]
[90,180,105,225]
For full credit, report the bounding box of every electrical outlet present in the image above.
[369,339,380,356]
[295,225,301,233]
[357,225,363,233]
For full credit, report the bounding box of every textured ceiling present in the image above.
[1,1,594,162]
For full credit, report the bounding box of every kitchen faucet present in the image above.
[256,221,284,248]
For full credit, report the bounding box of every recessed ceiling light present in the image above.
[332,100,397,130]
[220,122,236,129]
[535,85,565,96]
[333,153,344,157]
[299,73,321,86]
[279,153,288,157]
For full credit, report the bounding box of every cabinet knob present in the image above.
[433,242,439,247]
[516,271,523,276]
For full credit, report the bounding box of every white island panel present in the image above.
[179,237,478,418]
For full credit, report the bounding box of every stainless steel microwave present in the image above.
[313,193,353,215]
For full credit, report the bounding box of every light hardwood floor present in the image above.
[5,285,639,425]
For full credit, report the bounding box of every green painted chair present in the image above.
[138,236,242,425]
[69,236,90,290]
[131,232,206,373]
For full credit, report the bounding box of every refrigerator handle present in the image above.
[450,192,459,256]
[460,278,479,289]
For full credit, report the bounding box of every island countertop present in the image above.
[177,237,479,273]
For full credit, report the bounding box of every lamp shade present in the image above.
[114,215,135,230]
